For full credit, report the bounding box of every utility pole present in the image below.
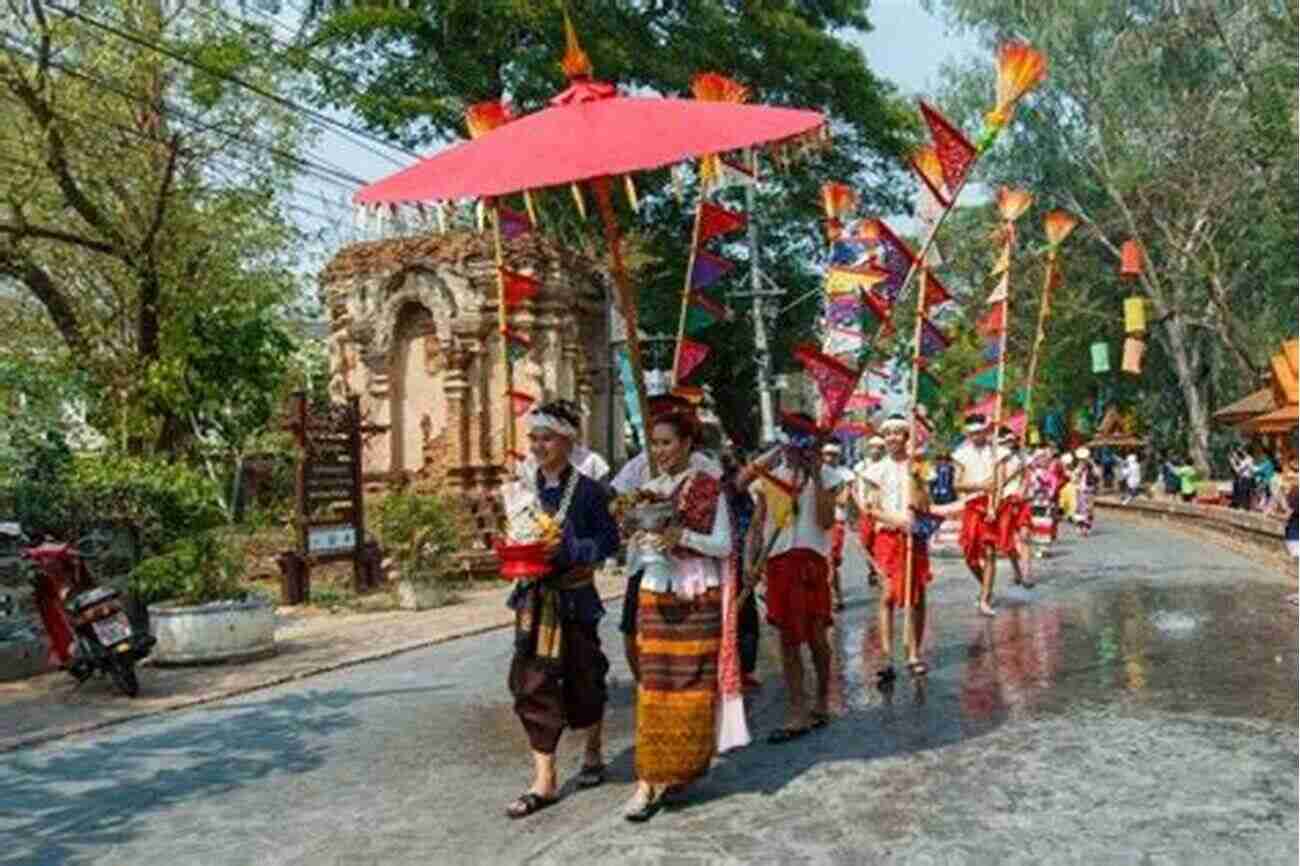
[735,174,783,444]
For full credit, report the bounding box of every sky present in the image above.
[295,1,984,259]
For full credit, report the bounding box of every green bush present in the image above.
[373,492,468,586]
[128,531,251,607]
[69,455,224,554]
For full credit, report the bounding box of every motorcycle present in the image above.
[21,538,155,697]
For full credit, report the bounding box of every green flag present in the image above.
[917,369,941,408]
[965,365,999,392]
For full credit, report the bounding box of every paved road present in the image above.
[3,518,1296,866]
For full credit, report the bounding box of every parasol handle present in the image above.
[591,175,657,477]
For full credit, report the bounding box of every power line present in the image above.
[0,35,367,193]
[45,2,417,169]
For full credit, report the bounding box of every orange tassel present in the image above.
[987,41,1047,130]
[560,13,593,80]
[691,72,750,104]
[996,186,1034,223]
[1043,209,1078,246]
[465,101,512,139]
[820,182,857,220]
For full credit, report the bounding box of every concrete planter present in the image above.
[397,579,447,611]
[148,596,276,666]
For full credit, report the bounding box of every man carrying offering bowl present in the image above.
[503,400,620,820]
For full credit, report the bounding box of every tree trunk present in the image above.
[1158,313,1213,476]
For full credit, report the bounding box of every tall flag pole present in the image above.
[1021,209,1078,446]
[894,41,1048,665]
[989,186,1034,517]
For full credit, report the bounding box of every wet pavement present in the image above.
[1,517,1295,865]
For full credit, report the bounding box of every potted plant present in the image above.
[375,492,466,611]
[129,531,275,665]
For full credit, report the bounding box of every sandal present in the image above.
[575,763,605,789]
[875,665,896,685]
[810,710,830,729]
[907,660,929,677]
[624,787,662,822]
[766,726,810,745]
[506,792,557,819]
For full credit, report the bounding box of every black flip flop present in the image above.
[575,763,606,788]
[875,665,896,685]
[506,792,557,819]
[767,726,810,745]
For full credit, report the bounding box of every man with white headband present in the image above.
[952,412,1024,616]
[504,400,621,819]
[741,411,842,743]
[860,414,964,678]
[852,435,887,587]
[515,398,610,482]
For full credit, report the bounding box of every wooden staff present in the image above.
[1020,252,1057,448]
[670,197,707,385]
[490,200,516,464]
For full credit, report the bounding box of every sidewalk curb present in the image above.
[1,590,626,755]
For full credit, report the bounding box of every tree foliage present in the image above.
[0,0,314,457]
[924,0,1298,472]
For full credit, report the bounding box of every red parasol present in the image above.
[353,22,824,473]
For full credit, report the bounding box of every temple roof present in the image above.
[1213,387,1276,425]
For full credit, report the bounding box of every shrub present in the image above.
[373,492,468,586]
[128,531,252,608]
[69,455,224,554]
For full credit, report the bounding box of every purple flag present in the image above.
[690,251,735,290]
[918,318,949,358]
[983,336,1001,362]
[827,296,864,326]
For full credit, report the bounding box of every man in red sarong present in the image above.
[852,435,886,587]
[741,412,841,743]
[953,413,1026,617]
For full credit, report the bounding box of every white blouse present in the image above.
[628,468,732,598]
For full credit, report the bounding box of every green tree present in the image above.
[290,0,918,440]
[924,0,1298,474]
[0,0,313,457]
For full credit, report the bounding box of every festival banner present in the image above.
[923,270,952,310]
[918,318,950,358]
[969,393,999,420]
[983,336,1002,362]
[829,239,868,266]
[499,207,532,240]
[508,389,536,417]
[986,271,1009,304]
[827,295,866,327]
[500,268,541,307]
[847,392,882,412]
[697,202,747,243]
[822,325,867,357]
[794,343,859,424]
[916,368,942,408]
[965,364,1000,391]
[919,101,978,192]
[689,251,735,290]
[502,325,531,362]
[677,338,711,380]
[615,350,643,441]
[863,219,916,303]
[977,302,1005,336]
[684,290,734,335]
[825,264,888,297]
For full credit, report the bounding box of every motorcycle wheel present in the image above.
[108,655,139,698]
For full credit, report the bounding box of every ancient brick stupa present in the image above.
[319,231,619,573]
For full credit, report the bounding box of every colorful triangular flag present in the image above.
[982,336,1002,363]
[990,243,1011,276]
[826,263,889,297]
[500,268,540,307]
[865,219,916,303]
[919,318,949,358]
[822,325,866,357]
[697,202,747,243]
[847,392,882,412]
[1004,411,1028,437]
[919,101,977,193]
[690,251,735,290]
[685,290,733,335]
[986,271,1009,304]
[829,239,867,266]
[965,364,1000,391]
[508,389,536,417]
[826,295,865,327]
[977,302,1005,336]
[794,343,859,423]
[969,393,998,420]
[922,271,952,310]
[503,326,531,362]
[916,368,942,408]
[499,207,532,240]
[676,338,711,380]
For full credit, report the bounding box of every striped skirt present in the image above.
[635,588,721,785]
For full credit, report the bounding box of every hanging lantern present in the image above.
[1123,296,1146,334]
[1090,341,1110,374]
[1120,240,1143,277]
[1122,337,1145,374]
